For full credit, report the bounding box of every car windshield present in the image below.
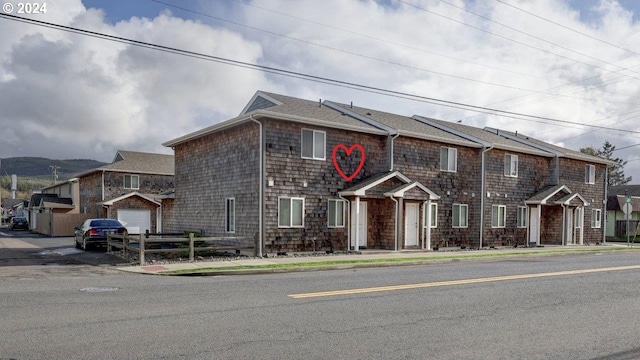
[14,218,26,223]
[89,220,122,227]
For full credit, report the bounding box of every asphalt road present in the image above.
[1,231,640,359]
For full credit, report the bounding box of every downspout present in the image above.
[101,170,105,201]
[389,133,400,171]
[390,195,399,251]
[603,168,608,244]
[338,194,351,252]
[480,145,494,249]
[249,115,264,257]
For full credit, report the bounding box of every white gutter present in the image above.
[390,133,400,171]
[250,115,264,258]
[479,145,494,249]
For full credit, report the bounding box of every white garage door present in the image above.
[118,209,151,235]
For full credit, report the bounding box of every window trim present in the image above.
[517,206,528,228]
[327,199,346,228]
[301,129,326,160]
[440,147,458,173]
[585,164,595,184]
[491,205,507,228]
[423,202,438,228]
[452,203,468,228]
[592,209,602,228]
[225,197,235,233]
[278,197,305,228]
[504,154,518,178]
[575,207,583,229]
[124,174,139,190]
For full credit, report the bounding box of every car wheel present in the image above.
[82,236,88,251]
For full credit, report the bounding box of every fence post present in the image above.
[107,233,111,252]
[139,233,145,266]
[189,232,194,262]
[123,233,128,257]
[254,232,259,257]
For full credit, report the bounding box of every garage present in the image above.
[117,209,151,234]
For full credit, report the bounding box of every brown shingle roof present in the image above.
[78,150,174,177]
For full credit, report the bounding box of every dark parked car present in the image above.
[74,218,127,250]
[8,217,28,231]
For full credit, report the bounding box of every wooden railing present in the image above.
[107,232,256,265]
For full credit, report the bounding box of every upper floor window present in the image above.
[452,203,468,228]
[592,209,601,228]
[585,165,595,184]
[302,129,326,160]
[279,197,305,228]
[517,206,528,228]
[440,147,457,172]
[491,205,506,228]
[328,199,346,228]
[504,154,518,177]
[124,174,139,189]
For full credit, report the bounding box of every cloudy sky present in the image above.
[1,0,640,180]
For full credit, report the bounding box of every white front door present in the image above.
[566,207,574,245]
[405,203,419,247]
[351,201,367,248]
[529,205,540,246]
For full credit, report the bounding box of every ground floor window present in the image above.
[225,198,235,233]
[592,209,601,228]
[491,205,506,228]
[517,206,528,228]
[328,199,346,228]
[279,197,304,228]
[453,203,468,228]
[424,202,437,228]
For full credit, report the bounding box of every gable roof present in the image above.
[77,150,174,177]
[526,184,571,205]
[100,191,161,206]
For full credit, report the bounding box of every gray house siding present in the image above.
[166,122,260,238]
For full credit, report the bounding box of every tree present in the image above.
[580,140,632,186]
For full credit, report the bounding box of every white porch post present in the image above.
[354,196,360,252]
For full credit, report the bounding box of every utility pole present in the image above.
[49,165,61,184]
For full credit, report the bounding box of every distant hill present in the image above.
[0,157,106,178]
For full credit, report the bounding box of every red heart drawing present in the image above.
[332,144,365,182]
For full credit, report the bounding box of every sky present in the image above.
[1,0,640,181]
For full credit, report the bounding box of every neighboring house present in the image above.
[1,198,26,222]
[163,91,612,254]
[75,150,174,234]
[40,178,80,214]
[606,185,640,239]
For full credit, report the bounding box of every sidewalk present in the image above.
[116,243,637,276]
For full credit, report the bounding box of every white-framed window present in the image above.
[124,174,139,189]
[585,164,595,184]
[575,207,583,229]
[504,154,518,177]
[592,209,602,228]
[328,199,346,228]
[301,129,326,160]
[423,202,438,228]
[452,203,468,228]
[491,205,506,228]
[225,198,235,233]
[440,147,457,172]
[278,197,305,228]
[517,206,528,228]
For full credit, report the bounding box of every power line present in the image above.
[494,0,640,58]
[2,12,640,135]
[151,0,636,104]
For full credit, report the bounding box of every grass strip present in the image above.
[160,247,637,275]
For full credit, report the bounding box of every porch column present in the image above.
[424,200,431,250]
[397,197,404,251]
[354,196,360,252]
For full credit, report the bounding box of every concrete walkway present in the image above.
[116,244,636,276]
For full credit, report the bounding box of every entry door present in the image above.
[566,208,575,245]
[351,201,367,248]
[529,206,540,246]
[405,203,419,247]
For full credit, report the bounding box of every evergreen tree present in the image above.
[580,141,631,186]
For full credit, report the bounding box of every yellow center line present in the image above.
[288,265,640,299]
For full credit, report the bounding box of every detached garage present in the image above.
[101,192,161,234]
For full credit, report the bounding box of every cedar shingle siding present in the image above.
[163,91,611,253]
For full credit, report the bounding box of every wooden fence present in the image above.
[107,232,256,265]
[35,213,93,236]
